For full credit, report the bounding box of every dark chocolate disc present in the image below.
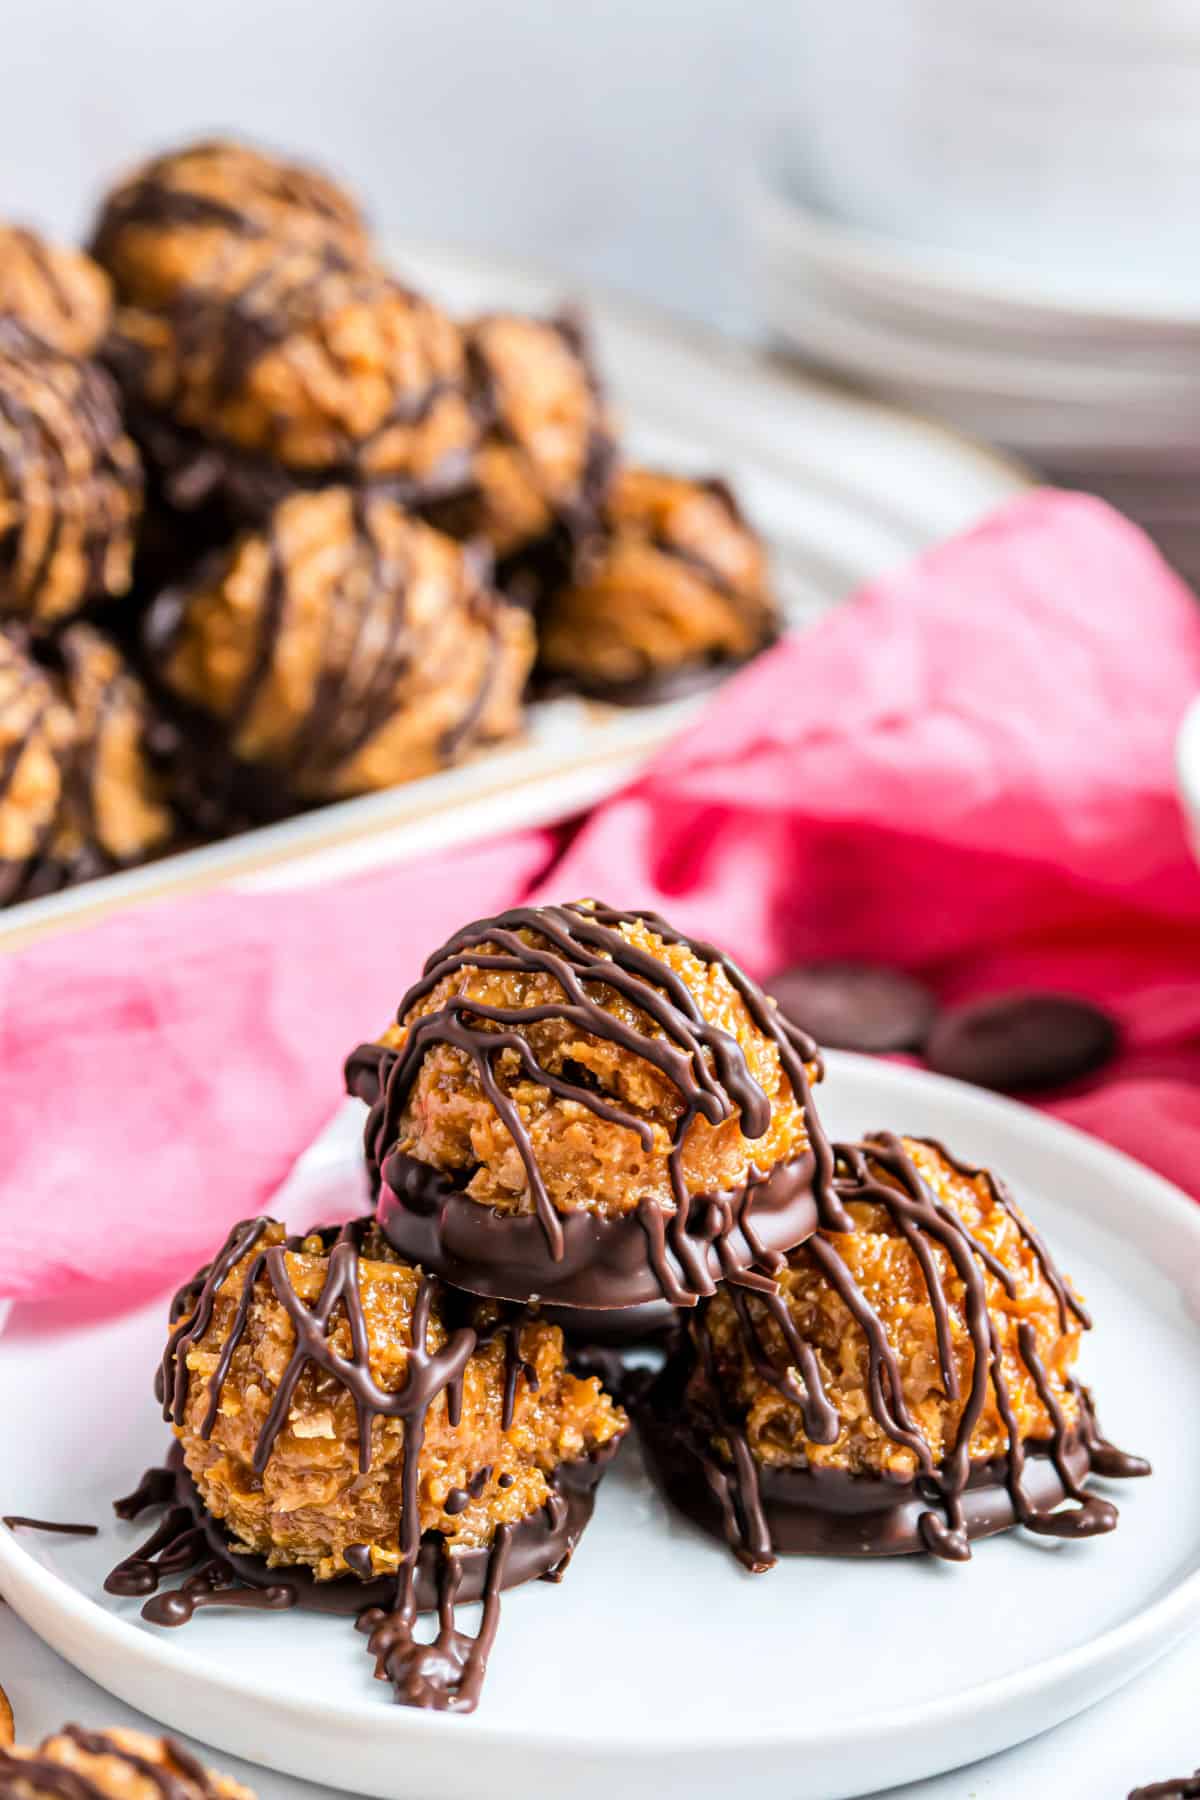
[769,962,937,1054]
[926,992,1119,1092]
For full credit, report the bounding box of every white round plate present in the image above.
[746,151,1200,337]
[2,1057,1197,1800]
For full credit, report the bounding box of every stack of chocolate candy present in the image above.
[105,900,1146,1713]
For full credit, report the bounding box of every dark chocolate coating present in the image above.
[377,1146,818,1310]
[769,961,937,1055]
[641,1373,1102,1559]
[927,992,1119,1091]
[107,1440,613,1620]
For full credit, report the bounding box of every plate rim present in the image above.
[747,148,1200,334]
[2,1053,1198,1763]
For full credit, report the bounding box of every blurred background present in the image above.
[0,0,777,334]
[6,0,1200,574]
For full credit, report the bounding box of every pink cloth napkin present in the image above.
[3,489,1198,1307]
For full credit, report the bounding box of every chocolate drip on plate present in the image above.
[358,1525,513,1714]
[1,1516,97,1537]
[106,1442,612,1711]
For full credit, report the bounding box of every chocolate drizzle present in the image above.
[108,1440,610,1621]
[0,1729,221,1798]
[648,1132,1148,1567]
[0,328,140,626]
[357,1525,513,1713]
[464,309,616,551]
[111,1217,615,1711]
[1,1516,97,1537]
[144,492,514,823]
[349,901,832,1306]
[90,137,367,282]
[110,253,476,520]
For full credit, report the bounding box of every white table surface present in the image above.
[2,1578,1195,1798]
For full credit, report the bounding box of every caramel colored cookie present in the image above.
[0,629,72,902]
[0,224,112,357]
[34,624,174,892]
[644,1133,1146,1567]
[92,136,369,310]
[0,625,173,906]
[160,1217,626,1580]
[457,312,613,557]
[0,1727,255,1798]
[0,1685,11,1749]
[347,900,829,1310]
[110,253,478,513]
[145,487,533,815]
[0,325,142,628]
[538,465,778,699]
[927,991,1119,1092]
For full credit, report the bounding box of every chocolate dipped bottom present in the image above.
[109,1437,613,1623]
[346,900,832,1313]
[106,1214,626,1713]
[374,1145,817,1311]
[643,1133,1148,1568]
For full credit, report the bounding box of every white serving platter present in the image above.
[0,245,1027,948]
[2,1055,1197,1800]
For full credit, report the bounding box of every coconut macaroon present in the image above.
[105,1215,625,1713]
[456,312,613,559]
[91,136,370,310]
[644,1133,1148,1566]
[538,465,779,701]
[0,224,112,357]
[0,630,72,902]
[158,1217,626,1583]
[108,252,479,518]
[346,900,830,1312]
[0,1727,255,1798]
[144,487,534,821]
[33,624,174,892]
[0,326,142,629]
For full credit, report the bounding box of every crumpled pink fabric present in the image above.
[2,489,1198,1306]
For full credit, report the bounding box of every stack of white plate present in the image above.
[749,2,1200,590]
